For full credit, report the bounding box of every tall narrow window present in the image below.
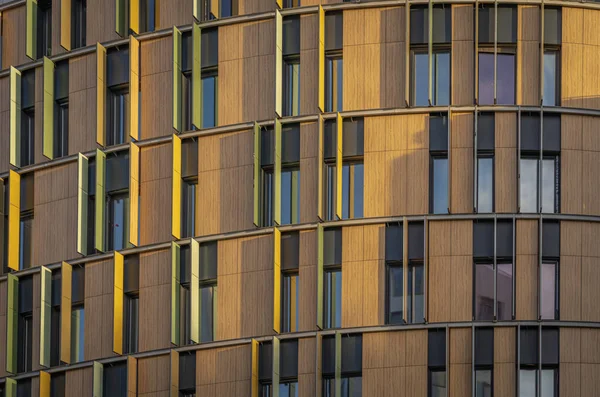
[281,124,301,225]
[385,223,403,324]
[54,61,70,158]
[105,152,131,252]
[106,49,131,146]
[50,270,62,367]
[474,328,494,397]
[259,339,299,396]
[476,113,495,213]
[219,0,238,18]
[281,232,299,333]
[103,362,127,397]
[428,329,446,397]
[72,0,87,49]
[283,0,300,9]
[323,335,362,397]
[179,245,192,345]
[18,277,33,373]
[21,70,35,167]
[179,352,196,397]
[123,255,139,354]
[261,127,275,227]
[541,221,559,320]
[478,5,517,105]
[199,241,217,343]
[325,12,343,112]
[181,139,198,238]
[71,265,85,363]
[519,327,559,397]
[19,175,34,270]
[543,8,561,106]
[323,228,342,329]
[429,113,448,214]
[407,222,424,324]
[51,373,66,397]
[139,0,157,33]
[38,0,52,57]
[201,28,219,129]
[283,16,300,117]
[410,5,451,106]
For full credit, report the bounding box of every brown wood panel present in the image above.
[0,280,6,377]
[428,255,451,323]
[362,260,384,326]
[450,256,472,321]
[300,122,318,223]
[65,367,93,397]
[450,147,473,214]
[2,6,28,69]
[494,327,515,363]
[84,259,115,360]
[452,4,474,106]
[581,257,600,322]
[515,254,537,320]
[138,355,170,395]
[518,40,540,106]
[140,143,172,245]
[562,115,583,151]
[218,59,242,125]
[450,328,471,364]
[85,0,120,46]
[406,149,429,215]
[561,43,584,108]
[494,363,516,397]
[139,250,171,351]
[68,53,96,155]
[196,170,220,236]
[561,149,583,215]
[382,41,405,109]
[141,71,173,139]
[405,329,427,366]
[516,219,538,255]
[495,112,517,149]
[581,329,600,363]
[451,220,473,256]
[581,364,600,396]
[216,274,241,340]
[429,221,452,257]
[157,0,189,30]
[583,9,600,46]
[561,327,581,363]
[582,151,600,216]
[560,255,582,321]
[196,348,216,386]
[563,7,583,44]
[342,226,364,263]
[495,147,517,213]
[449,364,470,397]
[560,363,581,397]
[364,151,388,218]
[341,260,363,328]
[581,43,600,110]
[363,369,385,396]
[581,222,600,257]
[561,221,582,257]
[404,366,426,397]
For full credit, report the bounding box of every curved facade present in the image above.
[0,0,598,396]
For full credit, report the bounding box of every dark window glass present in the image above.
[200,283,216,342]
[411,51,450,106]
[544,8,562,45]
[497,262,513,321]
[543,51,559,106]
[431,157,448,214]
[341,162,364,219]
[139,0,156,33]
[107,193,130,251]
[474,327,494,366]
[429,370,447,397]
[72,0,87,49]
[323,377,362,397]
[21,109,35,167]
[540,262,558,320]
[103,362,127,397]
[282,273,298,332]
[107,88,130,146]
[324,13,343,51]
[261,169,274,227]
[281,168,300,225]
[16,378,31,397]
[408,262,424,323]
[325,56,343,112]
[413,52,428,106]
[37,0,52,58]
[386,264,403,324]
[477,156,494,212]
[324,269,341,329]
[202,74,218,129]
[497,54,516,105]
[71,306,84,363]
[475,263,494,321]
[180,284,191,345]
[179,352,196,393]
[520,157,538,213]
[17,313,33,372]
[478,53,494,105]
[181,180,196,238]
[475,370,492,397]
[51,372,65,397]
[220,0,237,18]
[323,228,342,266]
[50,306,61,367]
[284,59,300,117]
[124,294,139,353]
[55,101,69,158]
[182,73,193,131]
[19,214,33,270]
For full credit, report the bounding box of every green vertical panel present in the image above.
[272,336,280,397]
[334,331,341,397]
[316,224,323,330]
[172,134,182,239]
[6,378,16,397]
[171,242,181,345]
[275,10,283,117]
[9,67,21,167]
[95,149,106,252]
[96,43,107,146]
[113,252,124,355]
[93,361,103,397]
[274,119,282,226]
[26,0,37,60]
[190,239,200,343]
[43,57,55,159]
[192,23,202,130]
[40,266,52,368]
[273,228,281,334]
[253,122,261,227]
[6,274,18,374]
[173,27,182,132]
[193,0,199,21]
[77,154,89,255]
[318,6,325,112]
[115,0,126,36]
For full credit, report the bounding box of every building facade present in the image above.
[0,0,598,396]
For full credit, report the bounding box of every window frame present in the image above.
[385,261,404,325]
[106,190,130,252]
[199,279,217,343]
[281,270,299,333]
[476,152,495,213]
[429,154,449,215]
[283,55,301,117]
[540,260,559,321]
[325,52,343,113]
[323,267,342,329]
[106,86,131,147]
[201,68,218,129]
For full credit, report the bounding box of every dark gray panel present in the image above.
[341,334,362,374]
[322,336,335,376]
[182,139,198,179]
[259,342,273,381]
[519,327,538,366]
[103,362,127,397]
[478,6,494,44]
[179,352,196,391]
[325,12,343,51]
[182,32,192,72]
[543,114,561,152]
[282,124,300,164]
[542,221,560,258]
[408,222,424,260]
[106,152,130,193]
[51,270,61,306]
[428,328,446,368]
[21,70,35,109]
[88,159,96,196]
[521,113,541,152]
[429,114,448,152]
[124,255,139,293]
[180,245,191,284]
[342,118,364,157]
[496,220,513,258]
[261,127,274,166]
[385,223,403,262]
[544,8,561,45]
[50,373,65,397]
[497,6,517,43]
[473,220,494,258]
[477,113,495,151]
[280,339,299,379]
[18,276,33,314]
[323,120,336,160]
[432,6,451,44]
[474,327,494,366]
[542,328,559,365]
[200,241,218,281]
[72,266,85,304]
[55,61,69,101]
[410,6,427,44]
[202,28,219,69]
[16,379,31,397]
[107,49,130,88]
[281,232,299,271]
[324,227,342,266]
[20,173,34,211]
[283,16,300,56]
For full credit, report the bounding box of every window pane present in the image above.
[348,377,362,397]
[326,58,343,112]
[478,157,494,212]
[475,264,494,320]
[430,371,447,397]
[71,308,85,363]
[541,158,556,214]
[284,61,301,117]
[19,218,33,270]
[324,270,342,328]
[519,369,537,397]
[413,53,428,106]
[200,285,215,342]
[475,370,492,397]
[221,0,232,17]
[326,165,336,221]
[109,196,129,251]
[497,54,515,104]
[408,264,424,323]
[282,274,299,332]
[478,53,494,105]
[353,163,364,218]
[281,169,300,225]
[433,158,448,214]
[541,369,556,397]
[434,52,450,106]
[520,158,538,213]
[280,382,298,397]
[202,76,217,129]
[541,263,556,320]
[387,265,403,324]
[543,52,557,106]
[262,170,273,226]
[496,263,513,321]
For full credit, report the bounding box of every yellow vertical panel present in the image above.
[275,10,283,117]
[130,35,140,141]
[95,149,106,252]
[6,378,16,397]
[40,266,52,368]
[335,113,343,220]
[96,44,107,146]
[6,274,18,374]
[60,261,72,364]
[317,115,324,220]
[276,0,282,9]
[273,227,281,333]
[127,356,137,396]
[9,67,21,167]
[274,119,282,225]
[170,350,179,397]
[40,370,51,397]
[318,6,325,112]
[130,0,140,34]
[113,251,124,355]
[8,170,20,271]
[252,339,259,397]
[253,122,261,227]
[77,154,89,255]
[192,23,202,130]
[129,143,140,246]
[210,0,219,20]
[172,134,182,239]
[26,0,37,60]
[154,0,160,29]
[171,242,181,345]
[193,0,199,21]
[190,239,200,343]
[43,57,55,159]
[173,27,182,132]
[60,0,71,50]
[93,362,103,397]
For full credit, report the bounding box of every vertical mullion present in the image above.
[538,324,542,397]
[95,149,106,252]
[471,325,475,397]
[334,331,341,397]
[40,266,52,368]
[493,214,497,320]
[77,154,89,255]
[190,238,200,343]
[517,108,521,213]
[96,44,107,146]
[516,325,521,396]
[43,57,55,159]
[113,252,124,355]
[538,215,543,320]
[423,217,428,323]
[475,0,479,105]
[540,2,545,105]
[493,0,498,104]
[171,242,181,346]
[539,109,544,213]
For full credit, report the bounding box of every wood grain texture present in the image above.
[141,37,173,139]
[450,113,474,213]
[139,249,171,351]
[517,6,540,106]
[68,53,97,155]
[2,6,29,69]
[85,0,120,46]
[452,5,474,105]
[300,122,318,223]
[137,355,170,395]
[140,143,172,245]
[65,367,93,397]
[84,259,115,361]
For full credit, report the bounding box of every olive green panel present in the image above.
[115,0,126,36]
[318,6,325,112]
[96,43,107,146]
[273,336,280,397]
[77,154,89,255]
[274,119,282,226]
[6,378,16,397]
[171,242,181,346]
[113,251,124,355]
[275,10,283,117]
[6,274,18,374]
[317,114,324,220]
[40,266,52,368]
[43,57,55,160]
[172,134,182,238]
[173,27,182,132]
[316,224,323,330]
[273,227,281,334]
[60,261,72,364]
[192,23,202,130]
[253,122,261,227]
[26,0,38,60]
[93,361,103,397]
[95,149,106,252]
[9,67,21,167]
[190,239,200,343]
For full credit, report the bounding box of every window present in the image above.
[261,126,275,227]
[71,266,85,363]
[2,180,8,274]
[428,329,446,397]
[385,223,403,324]
[519,327,559,397]
[259,339,299,397]
[477,6,517,105]
[323,228,342,329]
[199,242,218,342]
[408,222,424,324]
[476,113,495,213]
[220,0,238,18]
[281,232,299,333]
[19,174,34,271]
[51,373,66,397]
[541,221,559,320]
[50,270,62,367]
[54,61,69,158]
[282,125,301,225]
[283,0,299,9]
[139,0,157,33]
[519,114,560,213]
[37,0,52,57]
[16,379,31,397]
[18,276,33,373]
[429,114,448,214]
[181,139,198,238]
[179,352,196,397]
[72,0,87,49]
[201,27,218,129]
[85,159,97,255]
[21,70,35,167]
[124,255,139,354]
[323,335,362,397]
[474,328,494,397]
[324,118,364,220]
[325,12,343,112]
[106,49,131,146]
[473,220,514,321]
[107,192,130,252]
[195,0,215,21]
[283,16,300,117]
[103,362,127,397]
[410,6,451,106]
[543,8,561,106]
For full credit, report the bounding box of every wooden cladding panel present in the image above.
[140,143,172,245]
[68,54,97,155]
[137,355,170,395]
[452,5,474,105]
[86,0,120,46]
[495,112,517,213]
[517,6,540,106]
[2,6,29,69]
[494,327,515,397]
[299,230,317,332]
[300,15,319,115]
[450,113,473,213]
[139,250,171,352]
[65,367,93,397]
[140,42,173,139]
[157,0,189,30]
[515,220,538,320]
[83,259,115,361]
[300,122,318,223]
